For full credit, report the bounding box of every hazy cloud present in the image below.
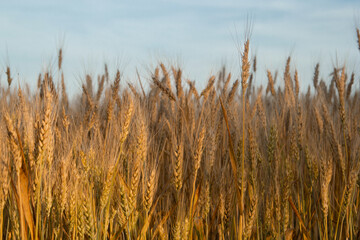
[1,0,359,93]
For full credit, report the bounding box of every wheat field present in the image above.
[0,29,359,240]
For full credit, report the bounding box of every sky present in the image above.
[1,0,360,95]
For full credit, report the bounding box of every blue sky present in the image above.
[1,0,360,95]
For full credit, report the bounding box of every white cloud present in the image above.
[1,0,360,94]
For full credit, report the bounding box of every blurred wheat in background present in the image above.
[0,27,360,240]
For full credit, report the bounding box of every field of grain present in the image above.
[0,29,359,240]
